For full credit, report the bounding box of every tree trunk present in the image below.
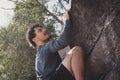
[69,0,120,80]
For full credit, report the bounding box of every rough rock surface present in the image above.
[69,0,120,80]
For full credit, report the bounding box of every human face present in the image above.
[33,27,50,43]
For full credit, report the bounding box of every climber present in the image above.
[26,11,84,80]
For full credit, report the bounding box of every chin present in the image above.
[45,35,51,42]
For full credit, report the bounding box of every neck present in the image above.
[36,41,45,47]
[36,40,49,47]
[36,37,51,47]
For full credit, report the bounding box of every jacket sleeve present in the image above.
[44,20,71,53]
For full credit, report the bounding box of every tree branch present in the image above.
[58,0,72,11]
[38,1,64,25]
[7,0,17,3]
[58,0,67,11]
[44,7,64,25]
[0,7,15,10]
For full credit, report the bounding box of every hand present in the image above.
[65,0,72,20]
[65,12,70,20]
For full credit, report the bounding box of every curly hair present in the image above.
[26,24,43,48]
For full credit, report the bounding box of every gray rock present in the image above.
[69,0,120,80]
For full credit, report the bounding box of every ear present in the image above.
[32,38,36,43]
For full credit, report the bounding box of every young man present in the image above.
[26,12,84,80]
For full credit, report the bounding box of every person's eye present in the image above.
[38,29,42,32]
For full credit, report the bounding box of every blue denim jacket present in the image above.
[36,20,71,80]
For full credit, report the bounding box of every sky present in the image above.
[0,0,70,27]
[0,0,15,27]
[0,0,55,27]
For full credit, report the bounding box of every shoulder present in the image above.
[36,39,56,55]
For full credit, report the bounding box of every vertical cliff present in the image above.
[70,0,120,80]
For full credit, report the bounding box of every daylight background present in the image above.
[0,0,69,80]
[0,0,15,27]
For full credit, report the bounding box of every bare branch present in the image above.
[38,1,64,25]
[58,0,72,11]
[0,7,15,10]
[58,0,67,11]
[44,7,64,25]
[7,0,17,3]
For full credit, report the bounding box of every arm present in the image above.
[45,12,71,53]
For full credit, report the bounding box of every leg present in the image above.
[62,46,84,80]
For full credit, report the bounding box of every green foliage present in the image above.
[0,0,69,80]
[0,0,57,80]
[0,23,36,80]
[14,0,44,26]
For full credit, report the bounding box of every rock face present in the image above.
[69,0,120,80]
